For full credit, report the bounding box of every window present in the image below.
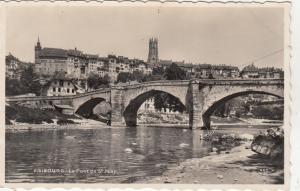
[58,88,61,92]
[67,88,70,93]
[53,87,56,92]
[59,80,64,86]
[72,89,75,93]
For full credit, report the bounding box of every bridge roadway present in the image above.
[6,79,284,129]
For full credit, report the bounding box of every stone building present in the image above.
[6,53,22,79]
[5,53,31,80]
[139,97,156,112]
[107,55,153,82]
[34,39,88,79]
[240,64,260,78]
[241,64,284,79]
[160,60,239,79]
[34,39,152,83]
[41,77,78,96]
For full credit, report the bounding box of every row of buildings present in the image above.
[34,38,153,82]
[6,38,284,98]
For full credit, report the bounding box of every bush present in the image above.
[57,119,77,125]
[6,65,42,96]
[251,106,283,120]
[5,118,12,125]
[6,105,18,119]
[6,105,78,125]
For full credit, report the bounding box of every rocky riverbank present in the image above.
[136,126,284,184]
[137,143,284,184]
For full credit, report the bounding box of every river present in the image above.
[5,124,275,183]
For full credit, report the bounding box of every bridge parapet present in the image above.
[111,80,190,90]
[192,78,284,85]
[6,88,111,102]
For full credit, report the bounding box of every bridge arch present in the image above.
[75,97,108,117]
[201,90,284,129]
[123,89,186,126]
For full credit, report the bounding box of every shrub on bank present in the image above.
[57,119,77,125]
[5,118,12,125]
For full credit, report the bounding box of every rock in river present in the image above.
[251,127,284,158]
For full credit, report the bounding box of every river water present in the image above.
[5,125,273,183]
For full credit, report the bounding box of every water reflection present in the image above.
[5,125,261,183]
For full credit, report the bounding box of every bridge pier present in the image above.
[123,112,138,127]
[188,81,211,129]
[110,87,126,126]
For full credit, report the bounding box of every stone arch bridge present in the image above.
[6,79,284,129]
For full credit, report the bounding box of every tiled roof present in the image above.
[259,67,283,73]
[39,48,68,58]
[212,65,239,70]
[39,47,86,58]
[67,49,84,57]
[6,53,20,63]
[86,54,99,59]
[242,64,283,73]
[242,64,259,72]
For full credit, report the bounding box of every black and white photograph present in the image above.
[3,2,290,188]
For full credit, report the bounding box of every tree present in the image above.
[6,79,24,96]
[132,71,145,82]
[87,73,110,89]
[117,72,134,83]
[208,73,214,79]
[152,66,165,76]
[154,92,185,113]
[164,63,186,80]
[6,65,42,96]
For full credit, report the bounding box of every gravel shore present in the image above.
[137,143,284,184]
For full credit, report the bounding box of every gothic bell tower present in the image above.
[35,37,42,64]
[147,37,159,67]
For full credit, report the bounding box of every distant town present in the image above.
[6,37,284,99]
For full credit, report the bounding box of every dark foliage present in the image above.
[6,105,78,124]
[6,65,42,96]
[154,92,185,113]
[164,63,186,80]
[57,119,77,125]
[87,74,110,89]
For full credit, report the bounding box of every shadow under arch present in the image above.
[202,90,283,129]
[123,89,186,127]
[75,97,107,118]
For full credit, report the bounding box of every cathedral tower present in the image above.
[147,37,159,67]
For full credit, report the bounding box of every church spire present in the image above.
[36,36,41,48]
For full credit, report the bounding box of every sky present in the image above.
[5,5,285,69]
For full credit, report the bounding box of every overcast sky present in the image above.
[5,6,284,68]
